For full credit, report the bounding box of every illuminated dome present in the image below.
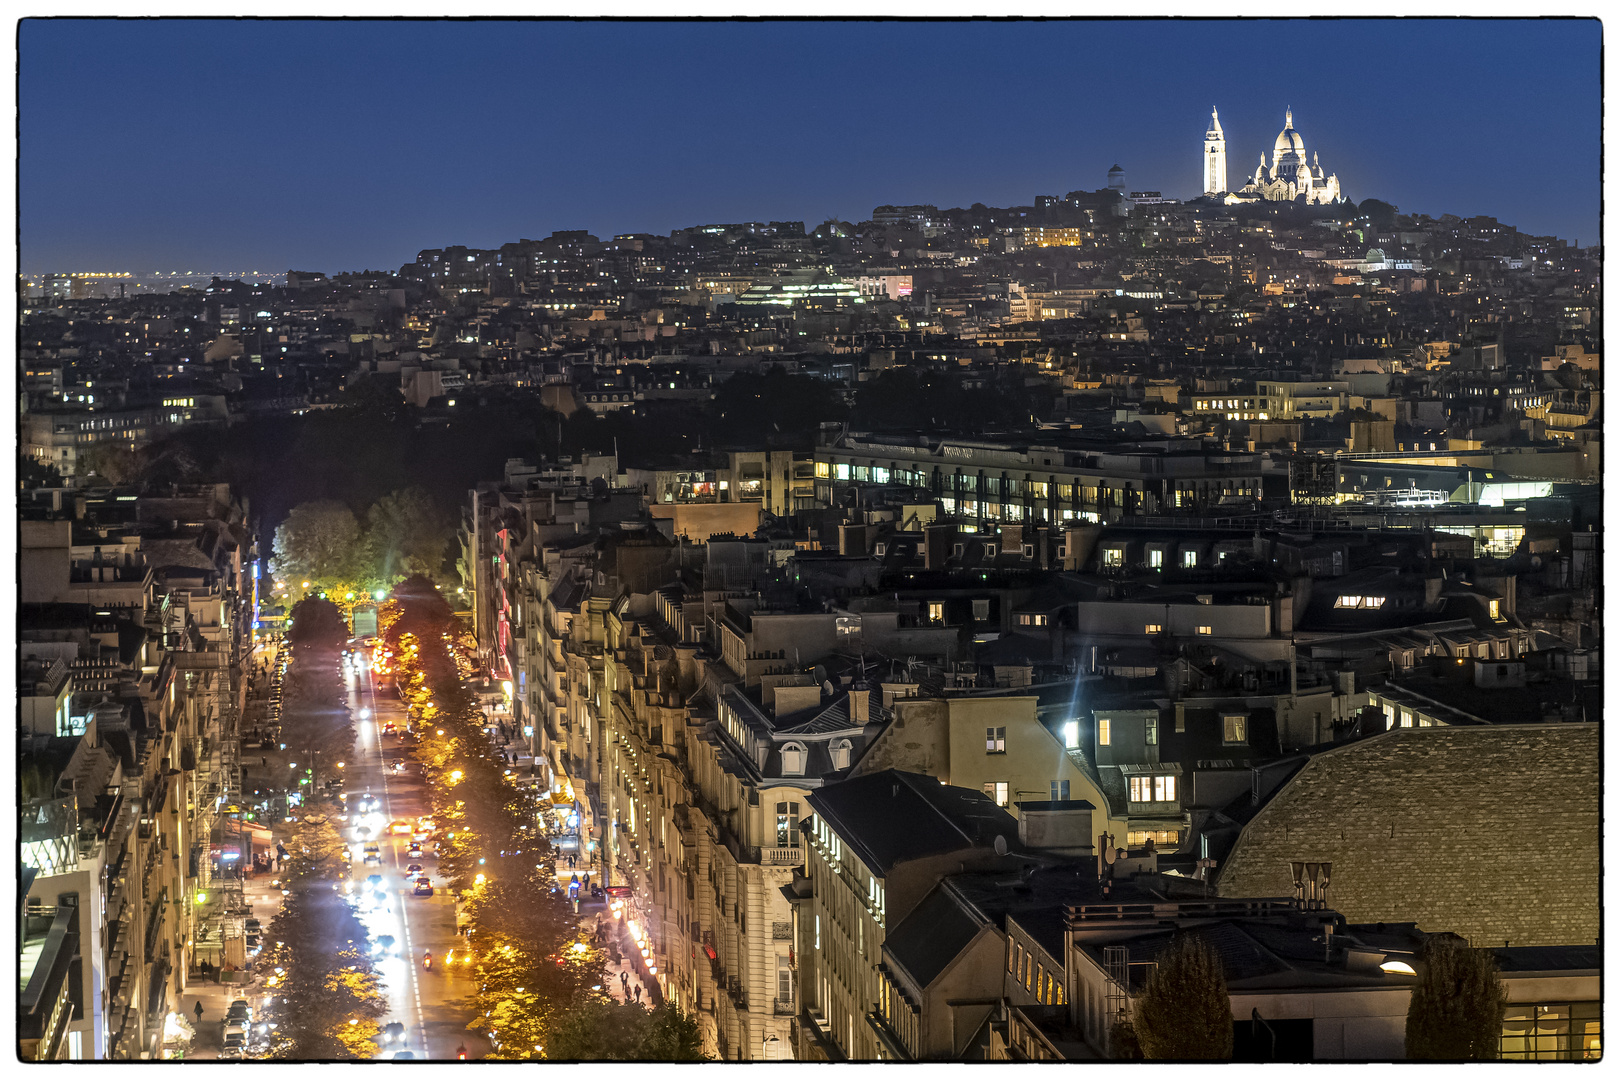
[1274,109,1305,156]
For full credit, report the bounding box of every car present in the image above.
[366,873,384,888]
[392,1051,417,1060]
[381,1022,406,1045]
[363,845,382,865]
[382,722,398,735]
[224,1021,249,1042]
[390,819,413,834]
[413,878,434,897]
[226,1000,252,1023]
[406,863,423,874]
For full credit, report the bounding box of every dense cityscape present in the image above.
[18,23,1601,1066]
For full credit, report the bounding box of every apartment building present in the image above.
[18,489,256,1059]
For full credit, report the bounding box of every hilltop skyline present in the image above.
[21,18,1601,273]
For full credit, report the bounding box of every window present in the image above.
[982,781,1009,807]
[1127,828,1182,847]
[776,802,801,848]
[778,958,794,1003]
[781,742,807,775]
[1222,714,1248,745]
[985,727,1006,754]
[1335,595,1387,610]
[1196,625,1212,636]
[972,599,991,620]
[983,544,998,558]
[1489,599,1502,619]
[1148,549,1164,568]
[1098,719,1111,746]
[1009,943,1019,974]
[1049,780,1070,801]
[1034,962,1044,994]
[1102,548,1123,568]
[814,914,821,950]
[1182,550,1198,568]
[1501,1002,1602,1060]
[927,601,945,624]
[1145,717,1158,745]
[1062,721,1079,749]
[829,739,852,770]
[1144,623,1163,635]
[814,461,830,479]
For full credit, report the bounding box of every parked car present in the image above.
[226,1000,252,1024]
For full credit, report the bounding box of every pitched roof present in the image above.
[807,770,1018,876]
[883,883,989,989]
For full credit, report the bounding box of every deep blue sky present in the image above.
[21,18,1601,274]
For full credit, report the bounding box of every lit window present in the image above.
[1222,714,1247,745]
[1145,718,1158,745]
[1196,626,1212,636]
[1102,548,1123,568]
[1098,719,1111,746]
[1062,721,1079,749]
[1148,549,1163,568]
[1182,550,1198,568]
[927,601,945,624]
[982,781,1009,807]
[1489,600,1501,619]
[1144,623,1163,635]
[985,727,1006,754]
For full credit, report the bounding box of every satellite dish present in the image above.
[994,834,1009,857]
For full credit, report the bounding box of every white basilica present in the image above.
[1203,107,1344,206]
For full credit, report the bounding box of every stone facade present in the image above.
[1218,724,1599,948]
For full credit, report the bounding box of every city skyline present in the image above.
[21,18,1601,274]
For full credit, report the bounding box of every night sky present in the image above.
[20,18,1601,275]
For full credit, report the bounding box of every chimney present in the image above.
[839,523,869,556]
[849,688,871,726]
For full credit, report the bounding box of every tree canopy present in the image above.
[1132,933,1233,1060]
[1405,935,1507,1060]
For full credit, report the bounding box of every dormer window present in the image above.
[829,739,852,770]
[1488,599,1502,620]
[781,742,807,776]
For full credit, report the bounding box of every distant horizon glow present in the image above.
[21,19,1600,273]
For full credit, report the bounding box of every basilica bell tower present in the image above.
[1204,106,1227,196]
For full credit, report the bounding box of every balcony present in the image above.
[774,998,797,1016]
[758,845,804,867]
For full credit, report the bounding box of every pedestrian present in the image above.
[570,873,579,887]
[567,854,576,870]
[194,1000,204,1024]
[635,984,643,1004]
[581,872,589,890]
[620,971,629,995]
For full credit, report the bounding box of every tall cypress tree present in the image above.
[1404,935,1508,1060]
[1132,933,1233,1060]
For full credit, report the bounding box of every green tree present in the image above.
[1404,935,1507,1060]
[273,500,366,589]
[635,1003,708,1060]
[1109,1017,1144,1060]
[1132,933,1233,1060]
[76,441,143,485]
[366,487,453,583]
[262,815,386,1060]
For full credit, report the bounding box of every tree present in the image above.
[1132,933,1232,1060]
[366,487,453,583]
[273,500,366,589]
[1356,199,1399,229]
[635,1004,708,1060]
[1109,1017,1144,1060]
[262,816,386,1060]
[77,441,143,485]
[1405,935,1507,1060]
[543,1000,710,1061]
